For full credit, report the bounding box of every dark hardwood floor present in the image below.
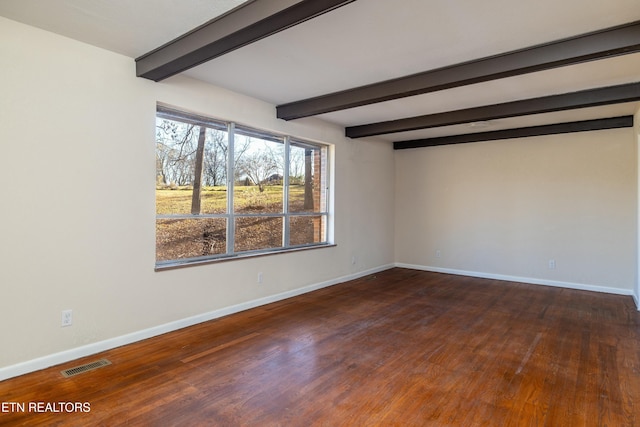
[1,268,639,426]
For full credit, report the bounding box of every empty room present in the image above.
[1,0,639,425]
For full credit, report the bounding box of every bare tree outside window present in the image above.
[236,143,280,193]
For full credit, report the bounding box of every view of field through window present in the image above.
[156,108,328,264]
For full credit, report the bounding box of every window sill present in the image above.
[155,243,336,272]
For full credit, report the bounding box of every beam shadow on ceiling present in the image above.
[393,116,634,150]
[345,82,640,138]
[136,0,357,81]
[277,20,640,120]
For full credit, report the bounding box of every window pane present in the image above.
[290,215,327,246]
[156,218,226,262]
[235,217,283,252]
[289,142,327,213]
[156,118,199,213]
[234,130,284,214]
[156,118,228,214]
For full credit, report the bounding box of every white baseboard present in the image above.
[395,263,635,296]
[633,293,640,311]
[0,264,394,382]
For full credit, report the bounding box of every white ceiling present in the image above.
[1,0,639,142]
[0,0,248,57]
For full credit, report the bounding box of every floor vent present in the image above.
[61,359,111,378]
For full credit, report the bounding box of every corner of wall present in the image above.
[635,105,640,310]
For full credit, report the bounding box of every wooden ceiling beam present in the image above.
[136,0,357,81]
[345,82,640,138]
[277,20,640,120]
[393,116,634,150]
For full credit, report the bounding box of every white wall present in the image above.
[395,126,637,294]
[0,17,395,377]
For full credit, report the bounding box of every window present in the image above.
[155,105,330,267]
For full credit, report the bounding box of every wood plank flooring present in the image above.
[1,268,639,426]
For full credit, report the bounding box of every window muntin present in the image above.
[155,106,330,267]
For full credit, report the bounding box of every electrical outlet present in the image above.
[351,255,356,265]
[435,250,442,258]
[257,272,263,284]
[548,259,556,270]
[61,309,73,327]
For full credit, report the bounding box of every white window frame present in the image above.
[155,105,332,269]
